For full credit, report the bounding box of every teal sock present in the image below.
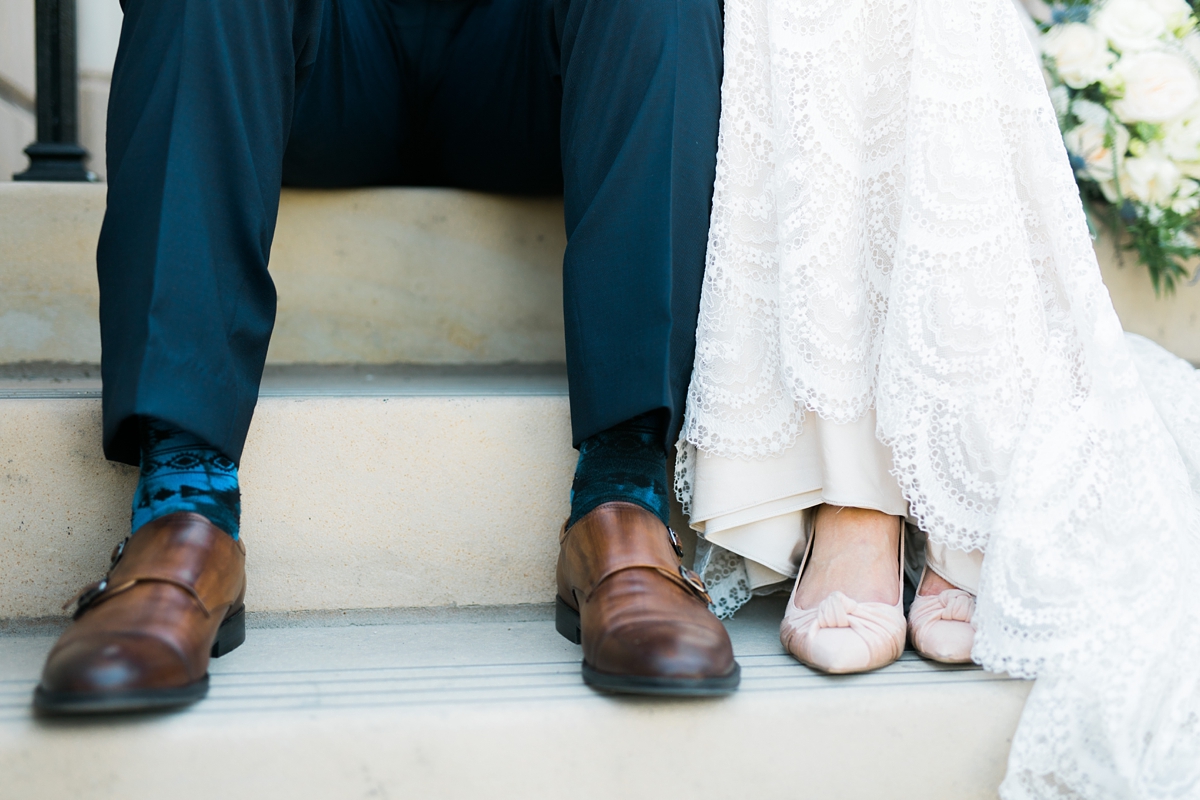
[131,418,241,538]
[566,411,670,529]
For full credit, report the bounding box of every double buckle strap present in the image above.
[580,525,713,606]
[63,535,211,619]
[667,528,711,604]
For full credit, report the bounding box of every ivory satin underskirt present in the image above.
[686,409,984,611]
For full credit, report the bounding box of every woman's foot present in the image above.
[908,568,976,664]
[796,505,901,607]
[780,505,906,674]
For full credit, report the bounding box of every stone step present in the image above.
[5,183,1200,369]
[0,598,1031,800]
[0,367,583,620]
[0,182,568,365]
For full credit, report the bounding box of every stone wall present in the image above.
[0,0,36,182]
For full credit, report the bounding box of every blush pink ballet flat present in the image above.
[779,518,906,674]
[907,567,976,664]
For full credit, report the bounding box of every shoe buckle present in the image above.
[109,537,129,567]
[72,579,108,619]
[667,527,685,558]
[678,565,712,605]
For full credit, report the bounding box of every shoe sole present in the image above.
[33,606,246,715]
[555,596,741,697]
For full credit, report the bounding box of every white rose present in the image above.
[1094,0,1167,51]
[1064,120,1132,181]
[1124,147,1184,204]
[1145,0,1195,33]
[1113,51,1200,122]
[1042,23,1116,88]
[1163,117,1200,161]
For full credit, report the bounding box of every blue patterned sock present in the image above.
[131,418,241,539]
[566,410,670,529]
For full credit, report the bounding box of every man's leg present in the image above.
[416,0,735,694]
[551,0,736,695]
[556,0,722,452]
[98,0,411,466]
[416,0,719,451]
[37,0,407,714]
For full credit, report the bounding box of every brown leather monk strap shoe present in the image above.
[556,502,739,696]
[34,512,247,714]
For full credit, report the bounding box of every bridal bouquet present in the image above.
[1037,0,1200,293]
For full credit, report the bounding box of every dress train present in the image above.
[676,0,1200,795]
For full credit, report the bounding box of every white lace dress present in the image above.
[676,0,1200,796]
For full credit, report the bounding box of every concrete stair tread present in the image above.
[0,597,1029,799]
[0,363,569,399]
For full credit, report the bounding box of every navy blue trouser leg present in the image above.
[556,0,721,452]
[98,0,721,465]
[100,0,325,465]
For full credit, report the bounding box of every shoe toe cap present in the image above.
[592,619,735,679]
[801,628,875,673]
[914,620,975,663]
[40,634,190,694]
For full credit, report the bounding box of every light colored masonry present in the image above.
[0,0,121,181]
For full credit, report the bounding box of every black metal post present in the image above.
[13,0,95,181]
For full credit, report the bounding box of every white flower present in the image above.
[1042,23,1116,88]
[1172,178,1200,213]
[1112,51,1200,123]
[1183,31,1200,63]
[1065,120,1132,181]
[1163,117,1200,161]
[1094,0,1168,51]
[1072,98,1114,127]
[1124,145,1184,204]
[1099,177,1123,203]
[1144,0,1196,35]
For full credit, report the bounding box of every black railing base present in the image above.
[13,142,95,182]
[17,0,96,182]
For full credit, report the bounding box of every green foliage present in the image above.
[1084,186,1200,295]
[1131,122,1161,143]
[1123,208,1200,295]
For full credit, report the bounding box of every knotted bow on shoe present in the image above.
[939,590,974,622]
[781,590,907,674]
[908,588,977,664]
[815,591,858,627]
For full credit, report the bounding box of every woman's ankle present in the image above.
[796,505,902,606]
[917,568,964,596]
